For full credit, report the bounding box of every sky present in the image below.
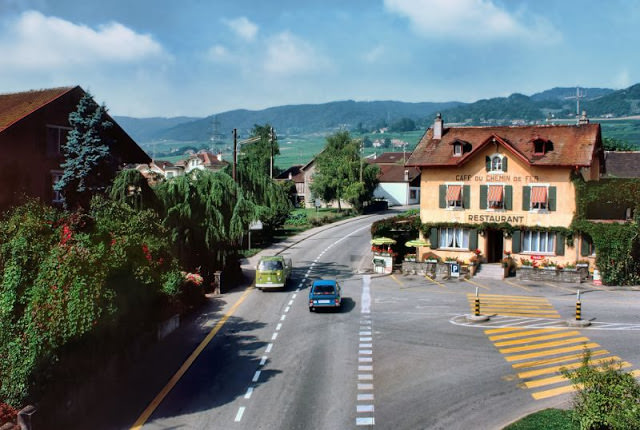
[0,0,638,118]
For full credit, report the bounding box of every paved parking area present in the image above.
[370,272,640,403]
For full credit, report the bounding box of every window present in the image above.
[51,171,63,204]
[453,143,462,157]
[486,154,507,172]
[46,125,71,157]
[409,189,417,200]
[534,140,545,154]
[530,186,548,210]
[446,184,462,208]
[439,227,470,249]
[487,185,504,209]
[522,230,555,253]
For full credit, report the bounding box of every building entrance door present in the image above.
[486,229,504,263]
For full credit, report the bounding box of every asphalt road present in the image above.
[77,212,640,430]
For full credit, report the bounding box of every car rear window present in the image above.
[258,260,283,271]
[313,284,336,294]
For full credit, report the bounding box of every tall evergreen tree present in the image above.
[55,93,115,209]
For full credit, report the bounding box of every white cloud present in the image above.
[363,44,385,63]
[206,44,233,63]
[263,31,329,76]
[383,0,559,43]
[0,10,167,69]
[222,16,258,42]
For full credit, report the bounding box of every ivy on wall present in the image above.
[572,177,640,285]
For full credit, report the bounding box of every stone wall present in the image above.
[517,266,582,283]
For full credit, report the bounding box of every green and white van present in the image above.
[256,255,292,290]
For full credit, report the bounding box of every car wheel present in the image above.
[309,307,314,312]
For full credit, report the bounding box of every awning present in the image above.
[488,185,503,202]
[531,186,547,203]
[446,185,462,201]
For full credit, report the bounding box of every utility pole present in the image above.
[359,138,364,183]
[269,127,275,179]
[232,128,237,182]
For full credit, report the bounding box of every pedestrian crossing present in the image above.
[466,293,561,319]
[485,326,640,400]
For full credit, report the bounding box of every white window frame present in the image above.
[528,183,550,212]
[445,182,464,210]
[46,125,71,156]
[489,154,506,173]
[522,230,555,254]
[486,182,506,211]
[51,170,64,204]
[453,143,462,157]
[439,227,470,250]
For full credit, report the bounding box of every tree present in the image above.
[55,93,116,209]
[603,137,635,151]
[390,117,416,132]
[311,131,379,212]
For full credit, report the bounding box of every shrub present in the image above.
[561,350,640,429]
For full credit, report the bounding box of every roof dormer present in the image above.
[451,139,471,157]
[532,137,553,155]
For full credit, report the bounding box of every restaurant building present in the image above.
[405,113,602,267]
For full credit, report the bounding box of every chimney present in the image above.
[288,172,292,180]
[578,110,589,125]
[404,169,409,182]
[217,152,222,161]
[433,113,443,139]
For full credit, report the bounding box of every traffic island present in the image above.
[465,314,491,323]
[566,318,591,327]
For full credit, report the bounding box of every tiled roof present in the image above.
[406,123,601,167]
[367,151,411,164]
[602,151,640,178]
[276,165,304,182]
[196,151,228,167]
[0,86,76,132]
[377,165,420,183]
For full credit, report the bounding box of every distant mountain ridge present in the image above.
[114,84,640,145]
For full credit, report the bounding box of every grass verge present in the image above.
[503,408,576,430]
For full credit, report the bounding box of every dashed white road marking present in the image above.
[280,315,286,321]
[359,356,373,363]
[284,306,290,313]
[359,365,373,371]
[358,374,374,380]
[358,393,374,401]
[271,332,278,340]
[359,343,372,348]
[360,337,372,342]
[252,371,261,382]
[357,404,375,413]
[244,387,253,399]
[265,343,273,353]
[234,407,245,422]
[357,417,375,426]
[359,349,373,355]
[358,383,374,390]
[288,300,294,306]
[276,323,282,331]
[259,356,267,366]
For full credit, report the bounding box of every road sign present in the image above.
[450,263,460,278]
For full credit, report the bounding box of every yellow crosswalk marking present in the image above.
[532,384,580,400]
[485,327,532,334]
[494,331,582,347]
[500,337,591,354]
[518,357,626,379]
[467,293,550,301]
[511,349,609,369]
[489,328,564,341]
[504,342,600,362]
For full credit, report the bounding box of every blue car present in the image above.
[309,279,342,312]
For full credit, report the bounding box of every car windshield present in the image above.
[258,260,283,271]
[313,284,335,294]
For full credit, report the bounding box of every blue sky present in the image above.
[0,0,638,117]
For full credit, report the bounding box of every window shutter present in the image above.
[502,157,508,172]
[555,233,565,256]
[512,230,521,253]
[504,185,513,210]
[548,186,557,211]
[485,156,491,171]
[463,185,470,209]
[439,184,447,208]
[522,186,531,211]
[479,185,488,209]
[430,228,439,249]
[581,235,592,257]
[469,229,478,250]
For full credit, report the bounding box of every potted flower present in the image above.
[404,253,416,262]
